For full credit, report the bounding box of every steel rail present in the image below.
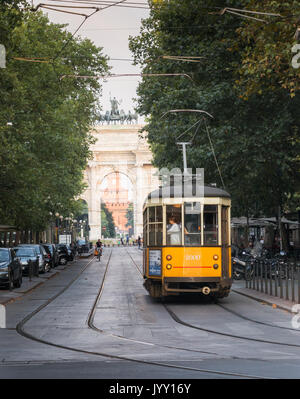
[217,301,300,332]
[13,247,276,378]
[87,248,269,379]
[15,250,255,378]
[128,248,300,346]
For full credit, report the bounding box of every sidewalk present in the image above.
[0,253,93,306]
[232,280,298,313]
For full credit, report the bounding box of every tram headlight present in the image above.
[166,255,172,261]
[166,264,172,270]
[213,255,219,261]
[213,264,219,269]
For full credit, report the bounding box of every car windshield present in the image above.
[0,250,9,262]
[15,248,35,257]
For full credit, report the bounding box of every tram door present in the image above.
[221,206,230,278]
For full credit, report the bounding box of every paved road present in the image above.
[1,247,300,379]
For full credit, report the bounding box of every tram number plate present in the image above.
[149,249,162,276]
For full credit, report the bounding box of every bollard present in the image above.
[8,265,12,292]
[274,262,278,297]
[291,264,295,303]
[0,305,5,328]
[269,262,273,296]
[285,264,289,301]
[279,264,283,299]
[28,260,32,282]
[264,261,268,294]
[298,266,300,304]
[251,260,255,290]
[260,260,264,293]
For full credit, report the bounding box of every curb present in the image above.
[232,288,294,314]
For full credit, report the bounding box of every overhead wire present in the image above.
[38,0,149,9]
[59,72,194,81]
[203,118,225,190]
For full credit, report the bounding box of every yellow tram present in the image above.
[142,183,232,298]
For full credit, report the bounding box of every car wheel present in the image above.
[60,257,67,265]
[7,273,14,290]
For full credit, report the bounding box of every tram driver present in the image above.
[167,216,182,246]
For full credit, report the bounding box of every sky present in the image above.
[31,0,150,116]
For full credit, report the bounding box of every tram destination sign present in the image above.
[149,249,162,276]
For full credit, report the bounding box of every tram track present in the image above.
[13,248,268,379]
[126,248,300,350]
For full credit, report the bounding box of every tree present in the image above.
[101,203,115,238]
[129,0,300,219]
[0,9,109,231]
[235,0,300,98]
[125,202,134,230]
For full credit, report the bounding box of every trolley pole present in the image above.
[177,142,191,174]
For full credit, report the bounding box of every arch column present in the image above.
[135,161,145,238]
[88,165,101,241]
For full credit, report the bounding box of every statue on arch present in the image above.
[110,96,121,116]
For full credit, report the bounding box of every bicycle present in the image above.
[96,247,102,261]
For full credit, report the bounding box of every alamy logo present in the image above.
[0,45,6,68]
[292,44,300,69]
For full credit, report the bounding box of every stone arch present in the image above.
[81,124,160,241]
[98,170,135,237]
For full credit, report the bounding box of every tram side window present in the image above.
[143,209,147,247]
[203,205,218,245]
[184,202,201,246]
[148,206,163,246]
[166,205,182,246]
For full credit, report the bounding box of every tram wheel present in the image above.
[213,289,230,299]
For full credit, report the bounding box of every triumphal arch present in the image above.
[81,123,160,241]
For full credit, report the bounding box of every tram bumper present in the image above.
[163,277,232,295]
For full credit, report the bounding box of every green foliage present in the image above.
[0,8,109,230]
[129,0,300,217]
[101,203,116,238]
[235,0,300,98]
[125,202,134,229]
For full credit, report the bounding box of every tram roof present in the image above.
[146,185,230,201]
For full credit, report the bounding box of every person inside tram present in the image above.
[167,216,182,245]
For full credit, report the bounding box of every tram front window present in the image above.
[166,205,182,246]
[184,202,201,246]
[204,205,218,245]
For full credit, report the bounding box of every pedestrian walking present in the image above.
[137,236,141,249]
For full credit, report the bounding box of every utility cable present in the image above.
[203,118,225,190]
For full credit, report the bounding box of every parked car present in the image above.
[76,239,90,254]
[0,248,22,289]
[14,247,39,276]
[42,244,59,268]
[17,244,50,273]
[55,244,72,265]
